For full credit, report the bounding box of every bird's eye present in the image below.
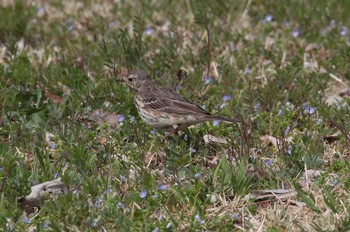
[128,78,133,82]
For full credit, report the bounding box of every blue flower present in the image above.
[120,175,127,182]
[330,19,336,27]
[244,67,250,75]
[194,172,202,178]
[119,114,125,122]
[222,94,231,102]
[277,109,283,116]
[231,214,238,219]
[20,217,30,224]
[176,84,182,92]
[184,134,188,141]
[150,129,156,135]
[152,227,159,232]
[94,197,103,208]
[117,201,124,209]
[203,76,212,84]
[130,116,135,123]
[213,120,220,126]
[332,179,339,186]
[144,27,154,35]
[158,184,168,191]
[287,145,292,155]
[303,104,316,115]
[263,14,272,23]
[53,173,59,178]
[340,26,348,36]
[189,147,197,154]
[292,28,300,38]
[166,223,171,229]
[140,190,147,199]
[195,214,204,224]
[264,159,272,167]
[284,126,291,135]
[316,118,322,125]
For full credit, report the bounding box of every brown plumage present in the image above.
[121,70,236,135]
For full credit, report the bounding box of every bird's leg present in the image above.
[162,125,180,141]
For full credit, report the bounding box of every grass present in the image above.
[0,0,349,231]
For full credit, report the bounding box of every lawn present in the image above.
[0,0,349,231]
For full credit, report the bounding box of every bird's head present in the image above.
[121,70,153,91]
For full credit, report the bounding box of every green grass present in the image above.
[0,0,350,231]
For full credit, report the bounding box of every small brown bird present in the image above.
[121,70,236,136]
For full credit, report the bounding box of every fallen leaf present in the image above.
[203,134,228,144]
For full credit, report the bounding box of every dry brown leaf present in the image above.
[203,134,228,144]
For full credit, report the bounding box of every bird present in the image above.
[121,70,236,137]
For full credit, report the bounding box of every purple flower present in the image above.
[287,145,292,155]
[263,14,272,23]
[203,76,212,84]
[284,126,291,135]
[231,214,238,219]
[277,109,283,116]
[144,27,154,35]
[316,118,322,125]
[184,134,188,141]
[129,116,135,123]
[292,28,300,38]
[150,129,156,135]
[108,21,117,29]
[222,94,231,102]
[330,19,336,27]
[94,197,103,208]
[213,120,220,126]
[264,159,272,167]
[244,67,250,75]
[340,26,348,36]
[332,179,338,186]
[303,104,316,115]
[158,184,168,191]
[53,173,59,178]
[194,172,202,178]
[119,114,125,122]
[104,188,111,194]
[166,223,171,229]
[152,194,158,199]
[152,227,159,232]
[189,147,197,154]
[91,218,97,227]
[20,217,30,224]
[140,190,147,199]
[37,6,45,16]
[117,201,124,208]
[195,214,204,224]
[119,175,127,182]
[176,84,182,92]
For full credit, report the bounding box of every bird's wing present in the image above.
[143,97,210,115]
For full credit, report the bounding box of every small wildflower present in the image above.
[189,147,197,154]
[144,27,154,35]
[176,84,182,92]
[158,184,168,191]
[284,126,291,135]
[152,194,158,199]
[264,159,272,167]
[130,116,135,123]
[20,217,30,224]
[0,167,3,171]
[91,218,97,227]
[213,120,220,126]
[140,190,147,199]
[263,14,272,23]
[330,19,336,27]
[150,129,156,135]
[340,26,348,36]
[332,179,339,186]
[203,76,212,84]
[231,214,238,220]
[244,67,250,75]
[201,105,206,110]
[277,109,283,116]
[87,122,92,129]
[159,215,165,221]
[195,214,204,224]
[194,172,202,178]
[119,175,127,182]
[184,134,188,141]
[152,227,159,232]
[166,223,171,229]
[286,101,295,110]
[108,21,117,29]
[53,173,59,178]
[316,118,322,125]
[94,197,103,208]
[119,115,125,124]
[292,28,300,38]
[44,221,49,229]
[37,6,45,17]
[117,202,124,209]
[287,145,293,155]
[254,103,261,112]
[303,104,316,115]
[222,94,231,102]
[104,188,111,194]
